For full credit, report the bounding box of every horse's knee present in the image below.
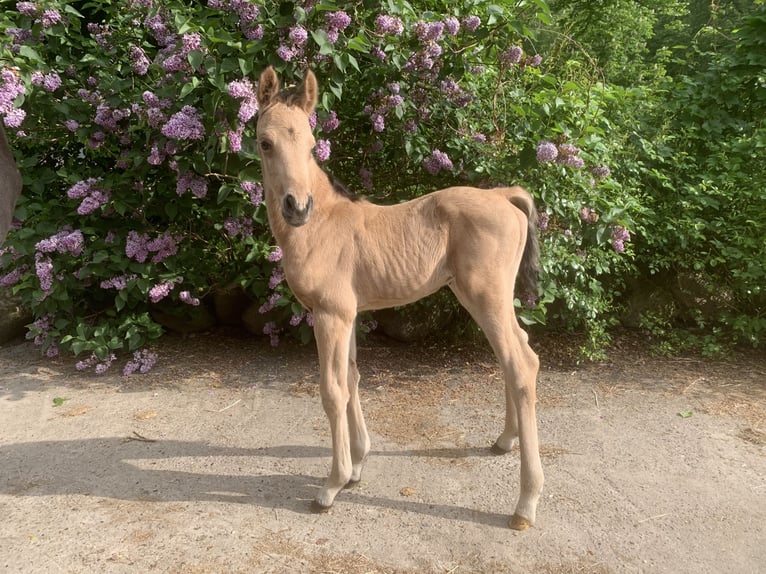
[320,383,350,416]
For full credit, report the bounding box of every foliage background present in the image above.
[1,0,763,372]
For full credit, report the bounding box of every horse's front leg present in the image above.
[311,310,355,512]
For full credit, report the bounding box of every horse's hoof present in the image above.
[344,477,361,489]
[509,514,532,531]
[490,442,511,455]
[310,500,332,514]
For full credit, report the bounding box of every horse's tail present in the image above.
[505,187,540,303]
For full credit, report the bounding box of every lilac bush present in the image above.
[0,0,640,367]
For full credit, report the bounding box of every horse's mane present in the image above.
[324,169,362,202]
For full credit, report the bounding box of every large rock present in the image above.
[374,303,456,343]
[0,124,22,245]
[0,294,31,345]
[150,300,216,334]
[212,284,252,325]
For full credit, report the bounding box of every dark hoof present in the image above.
[490,442,511,455]
[309,500,332,514]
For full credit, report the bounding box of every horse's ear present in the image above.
[257,66,280,109]
[300,70,318,115]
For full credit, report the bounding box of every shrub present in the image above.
[0,0,640,371]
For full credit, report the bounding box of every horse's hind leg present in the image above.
[450,284,544,530]
[346,325,370,484]
[311,311,355,511]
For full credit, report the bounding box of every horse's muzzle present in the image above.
[282,193,314,227]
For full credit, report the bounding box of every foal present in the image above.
[255,67,544,530]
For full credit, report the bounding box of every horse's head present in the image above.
[256,66,318,227]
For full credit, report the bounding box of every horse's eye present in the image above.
[259,140,272,152]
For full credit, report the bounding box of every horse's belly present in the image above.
[355,263,450,311]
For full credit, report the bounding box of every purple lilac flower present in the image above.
[529,54,543,66]
[228,78,254,99]
[423,149,453,175]
[444,17,460,35]
[375,14,404,36]
[243,24,264,40]
[77,188,110,215]
[126,230,150,262]
[537,212,550,231]
[314,139,331,162]
[228,125,244,152]
[1,67,26,119]
[35,254,54,295]
[268,246,282,262]
[413,21,444,42]
[41,9,62,28]
[268,267,284,289]
[320,110,339,132]
[259,292,282,314]
[556,144,584,168]
[31,71,62,92]
[536,141,558,162]
[3,108,25,128]
[176,171,208,198]
[149,281,175,303]
[0,267,25,288]
[591,164,611,179]
[147,143,165,165]
[36,229,84,256]
[76,354,97,371]
[130,46,151,75]
[180,290,200,306]
[463,16,481,31]
[277,45,296,62]
[146,231,179,263]
[325,11,351,32]
[371,46,387,60]
[241,181,263,206]
[161,106,205,140]
[65,119,79,132]
[67,178,110,215]
[611,225,631,253]
[145,13,174,46]
[123,349,158,376]
[289,25,308,47]
[100,274,132,290]
[500,46,523,66]
[231,0,259,23]
[17,2,38,16]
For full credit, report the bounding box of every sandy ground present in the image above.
[1,331,764,573]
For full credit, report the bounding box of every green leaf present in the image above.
[678,409,693,419]
[187,50,204,70]
[311,30,334,55]
[52,397,69,407]
[19,45,43,63]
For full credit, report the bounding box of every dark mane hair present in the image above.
[324,168,362,202]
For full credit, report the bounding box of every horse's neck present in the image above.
[265,161,340,246]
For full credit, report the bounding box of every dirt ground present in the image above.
[1,330,764,574]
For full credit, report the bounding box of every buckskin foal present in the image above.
[255,67,544,530]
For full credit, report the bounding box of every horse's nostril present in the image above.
[284,194,298,213]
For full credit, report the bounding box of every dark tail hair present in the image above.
[508,188,540,302]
